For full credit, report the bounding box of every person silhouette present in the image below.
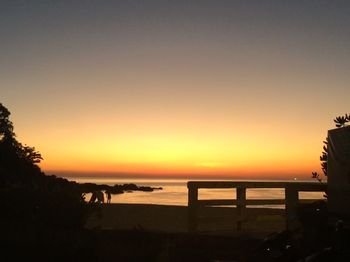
[105,190,111,204]
[89,190,105,204]
[96,190,104,204]
[89,191,97,203]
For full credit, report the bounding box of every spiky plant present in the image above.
[334,114,350,128]
[312,114,349,184]
[320,140,328,177]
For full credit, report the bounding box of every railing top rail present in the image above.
[187,181,327,190]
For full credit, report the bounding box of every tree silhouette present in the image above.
[0,103,97,260]
[0,103,15,138]
[0,103,42,169]
[0,102,91,236]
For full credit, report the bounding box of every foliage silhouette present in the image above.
[0,103,94,261]
[334,114,350,128]
[312,113,349,184]
[0,103,163,261]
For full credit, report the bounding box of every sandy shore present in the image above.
[86,203,285,238]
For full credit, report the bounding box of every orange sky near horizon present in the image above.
[2,1,350,179]
[18,112,328,179]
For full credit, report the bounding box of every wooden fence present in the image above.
[187,181,327,232]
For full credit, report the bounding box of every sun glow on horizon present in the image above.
[35,127,322,178]
[3,1,349,179]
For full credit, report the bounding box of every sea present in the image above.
[66,177,326,209]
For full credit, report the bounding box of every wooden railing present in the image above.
[187,181,327,232]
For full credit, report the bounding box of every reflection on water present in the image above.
[73,177,326,208]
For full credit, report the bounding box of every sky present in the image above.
[1,1,350,179]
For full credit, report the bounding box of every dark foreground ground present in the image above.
[3,203,350,261]
[2,204,284,262]
[86,204,286,237]
[86,204,285,261]
[94,229,262,262]
[4,226,350,262]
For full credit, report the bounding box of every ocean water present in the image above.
[67,177,326,208]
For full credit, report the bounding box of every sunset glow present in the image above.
[2,1,350,179]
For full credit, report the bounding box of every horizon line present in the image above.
[45,169,315,180]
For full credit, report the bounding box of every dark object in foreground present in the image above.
[246,201,350,262]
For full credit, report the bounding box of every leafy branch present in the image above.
[334,114,350,128]
[0,103,43,166]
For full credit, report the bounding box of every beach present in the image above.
[86,203,285,238]
[83,204,287,261]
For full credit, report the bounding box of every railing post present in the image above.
[285,185,299,230]
[236,186,246,231]
[188,183,198,233]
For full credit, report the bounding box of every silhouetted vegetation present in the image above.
[311,139,328,182]
[334,114,350,128]
[312,114,349,183]
[0,103,90,225]
[0,103,164,261]
[0,103,96,260]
